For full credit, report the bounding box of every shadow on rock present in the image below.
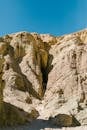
[0,102,39,127]
[49,114,81,127]
[0,117,81,130]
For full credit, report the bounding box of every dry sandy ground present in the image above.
[0,119,87,130]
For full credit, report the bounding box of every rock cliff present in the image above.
[0,29,87,129]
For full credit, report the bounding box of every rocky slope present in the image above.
[0,29,87,129]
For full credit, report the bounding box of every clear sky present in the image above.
[0,0,87,36]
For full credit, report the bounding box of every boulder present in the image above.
[49,114,73,127]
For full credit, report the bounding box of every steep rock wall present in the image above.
[0,29,87,127]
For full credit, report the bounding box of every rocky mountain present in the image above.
[0,29,87,129]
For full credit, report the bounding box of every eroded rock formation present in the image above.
[0,29,87,128]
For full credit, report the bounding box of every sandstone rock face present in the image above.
[44,29,87,125]
[0,29,87,128]
[0,32,44,126]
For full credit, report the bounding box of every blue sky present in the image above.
[0,0,87,36]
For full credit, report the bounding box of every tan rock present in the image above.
[0,29,87,127]
[44,29,87,126]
